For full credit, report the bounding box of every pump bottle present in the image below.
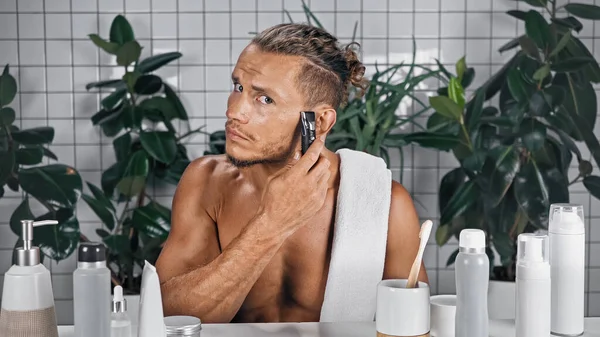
[549,203,585,336]
[0,220,60,337]
[515,233,551,337]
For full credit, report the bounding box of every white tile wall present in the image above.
[0,0,599,324]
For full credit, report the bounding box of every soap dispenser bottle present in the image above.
[0,219,60,337]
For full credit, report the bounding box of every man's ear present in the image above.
[314,104,337,136]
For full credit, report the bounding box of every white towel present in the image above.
[319,148,392,322]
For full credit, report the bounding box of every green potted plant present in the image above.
[400,0,600,318]
[77,15,204,315]
[0,64,85,264]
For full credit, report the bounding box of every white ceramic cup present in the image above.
[429,294,456,337]
[376,279,430,336]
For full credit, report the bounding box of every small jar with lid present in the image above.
[164,316,202,337]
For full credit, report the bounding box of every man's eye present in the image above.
[233,83,243,92]
[258,96,273,104]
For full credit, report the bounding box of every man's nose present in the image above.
[226,98,250,123]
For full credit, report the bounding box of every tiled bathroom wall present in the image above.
[0,0,599,324]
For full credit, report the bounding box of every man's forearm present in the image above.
[160,211,287,323]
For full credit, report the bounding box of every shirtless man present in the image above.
[155,23,429,324]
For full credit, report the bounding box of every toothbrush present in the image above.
[406,220,433,288]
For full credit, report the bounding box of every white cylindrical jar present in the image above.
[515,233,551,337]
[549,204,585,336]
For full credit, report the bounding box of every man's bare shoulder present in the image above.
[182,154,243,187]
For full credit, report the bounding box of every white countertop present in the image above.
[58,318,600,337]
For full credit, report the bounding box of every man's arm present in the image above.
[383,180,429,284]
[155,158,288,323]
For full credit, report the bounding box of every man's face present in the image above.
[224,44,308,168]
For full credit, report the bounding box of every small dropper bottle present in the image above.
[111,285,132,337]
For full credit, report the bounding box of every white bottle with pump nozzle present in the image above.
[549,203,585,336]
[515,233,551,337]
[0,220,60,337]
[455,228,489,337]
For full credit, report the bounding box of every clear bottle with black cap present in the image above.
[73,242,111,337]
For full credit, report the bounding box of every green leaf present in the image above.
[132,202,171,239]
[551,57,595,72]
[507,68,530,103]
[101,162,125,198]
[103,234,131,255]
[439,168,467,216]
[91,103,123,126]
[479,146,521,208]
[519,117,547,151]
[564,3,600,20]
[0,107,15,125]
[86,181,115,213]
[0,64,17,107]
[551,17,583,33]
[455,56,467,81]
[137,52,183,74]
[82,194,115,230]
[532,64,550,81]
[18,164,83,208]
[139,96,179,123]
[11,127,54,145]
[514,159,550,229]
[109,15,135,45]
[492,231,517,266]
[426,112,459,134]
[32,207,80,261]
[553,73,597,142]
[139,131,178,164]
[440,179,479,226]
[9,197,34,236]
[507,10,527,21]
[133,74,162,95]
[564,36,600,83]
[435,225,451,246]
[446,248,459,267]
[15,146,44,165]
[583,176,600,200]
[85,79,123,91]
[429,95,463,121]
[101,88,127,111]
[461,68,475,88]
[518,35,541,61]
[116,150,149,197]
[448,77,465,109]
[0,135,14,185]
[525,10,551,49]
[96,229,110,238]
[113,133,131,163]
[543,167,570,204]
[482,51,523,100]
[88,34,119,54]
[528,90,552,116]
[116,40,142,66]
[499,36,521,53]
[465,88,485,131]
[549,30,572,58]
[163,84,188,120]
[401,132,461,151]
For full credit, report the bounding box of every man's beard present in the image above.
[226,133,300,168]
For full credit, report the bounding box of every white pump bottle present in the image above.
[0,219,60,337]
[515,233,551,337]
[549,203,586,336]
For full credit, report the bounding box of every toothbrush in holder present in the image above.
[406,220,433,288]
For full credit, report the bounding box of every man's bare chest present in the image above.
[215,189,337,322]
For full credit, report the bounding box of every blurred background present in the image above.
[0,0,599,325]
